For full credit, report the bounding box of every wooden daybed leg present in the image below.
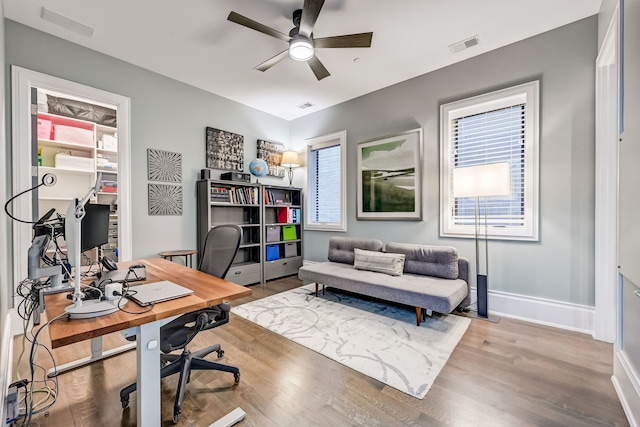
[415,307,421,326]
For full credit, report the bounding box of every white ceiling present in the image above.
[3,0,602,121]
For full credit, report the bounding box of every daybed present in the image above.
[298,236,470,326]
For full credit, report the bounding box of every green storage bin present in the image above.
[282,225,297,241]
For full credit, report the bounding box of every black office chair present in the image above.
[120,224,243,423]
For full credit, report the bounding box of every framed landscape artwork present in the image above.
[357,128,423,220]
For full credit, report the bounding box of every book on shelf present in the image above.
[214,185,259,205]
[210,186,230,203]
[277,207,301,224]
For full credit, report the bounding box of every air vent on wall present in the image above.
[297,102,315,110]
[449,35,480,54]
[41,7,95,38]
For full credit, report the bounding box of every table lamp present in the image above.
[452,162,511,319]
[281,151,300,186]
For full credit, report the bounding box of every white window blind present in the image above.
[309,144,341,223]
[306,130,347,231]
[452,104,525,227]
[440,81,539,240]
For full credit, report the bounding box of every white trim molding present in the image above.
[594,3,620,343]
[10,66,133,310]
[612,350,640,427]
[477,288,594,334]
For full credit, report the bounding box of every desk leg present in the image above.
[137,321,161,427]
[47,337,136,378]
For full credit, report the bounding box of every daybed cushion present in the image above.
[298,261,468,314]
[384,243,459,280]
[327,236,383,265]
[353,248,405,276]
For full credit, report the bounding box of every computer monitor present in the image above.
[64,202,110,265]
[81,203,111,253]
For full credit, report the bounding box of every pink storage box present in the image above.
[53,124,94,146]
[37,119,52,140]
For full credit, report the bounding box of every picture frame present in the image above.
[357,128,423,220]
[147,148,182,182]
[205,127,244,172]
[257,139,286,177]
[148,184,183,216]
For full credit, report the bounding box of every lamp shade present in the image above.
[452,162,511,198]
[280,151,300,168]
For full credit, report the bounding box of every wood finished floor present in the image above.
[14,276,629,427]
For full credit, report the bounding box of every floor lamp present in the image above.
[281,151,300,186]
[452,162,511,319]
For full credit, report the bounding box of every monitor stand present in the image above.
[64,298,128,319]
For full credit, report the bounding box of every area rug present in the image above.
[231,285,470,399]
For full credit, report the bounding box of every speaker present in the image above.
[200,168,211,180]
[101,256,118,271]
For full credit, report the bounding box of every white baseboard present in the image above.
[9,309,23,337]
[1,313,14,424]
[470,287,594,334]
[613,350,640,427]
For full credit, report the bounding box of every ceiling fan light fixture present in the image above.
[289,36,314,61]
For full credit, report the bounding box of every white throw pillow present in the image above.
[353,248,405,276]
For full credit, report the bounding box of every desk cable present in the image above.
[101,276,156,315]
[11,279,69,426]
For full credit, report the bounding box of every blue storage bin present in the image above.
[266,244,280,261]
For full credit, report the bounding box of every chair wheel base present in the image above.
[234,372,240,384]
[121,397,129,409]
[217,349,224,358]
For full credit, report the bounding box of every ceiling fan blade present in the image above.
[308,56,330,81]
[299,0,325,37]
[228,11,290,42]
[254,50,290,72]
[314,32,373,48]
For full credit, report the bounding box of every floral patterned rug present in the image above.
[231,284,470,399]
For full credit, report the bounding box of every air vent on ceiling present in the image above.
[449,35,480,54]
[297,102,315,110]
[41,7,95,38]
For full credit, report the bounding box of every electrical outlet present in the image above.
[5,385,18,423]
[105,283,122,300]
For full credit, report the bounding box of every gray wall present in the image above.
[292,17,598,306]
[3,17,598,306]
[4,20,290,260]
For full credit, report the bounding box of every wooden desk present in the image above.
[44,257,251,427]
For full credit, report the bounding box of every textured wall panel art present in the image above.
[148,184,183,215]
[206,127,244,171]
[257,139,285,177]
[147,149,182,182]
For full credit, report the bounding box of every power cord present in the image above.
[10,278,67,426]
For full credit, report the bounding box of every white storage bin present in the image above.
[55,153,94,172]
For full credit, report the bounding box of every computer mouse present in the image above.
[130,263,145,269]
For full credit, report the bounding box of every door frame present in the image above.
[594,6,620,343]
[10,66,132,308]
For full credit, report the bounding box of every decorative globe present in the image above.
[249,158,268,177]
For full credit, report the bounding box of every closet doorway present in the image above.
[10,66,132,302]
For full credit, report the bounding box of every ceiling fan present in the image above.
[227,0,373,81]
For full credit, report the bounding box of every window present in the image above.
[306,130,347,231]
[440,81,539,240]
